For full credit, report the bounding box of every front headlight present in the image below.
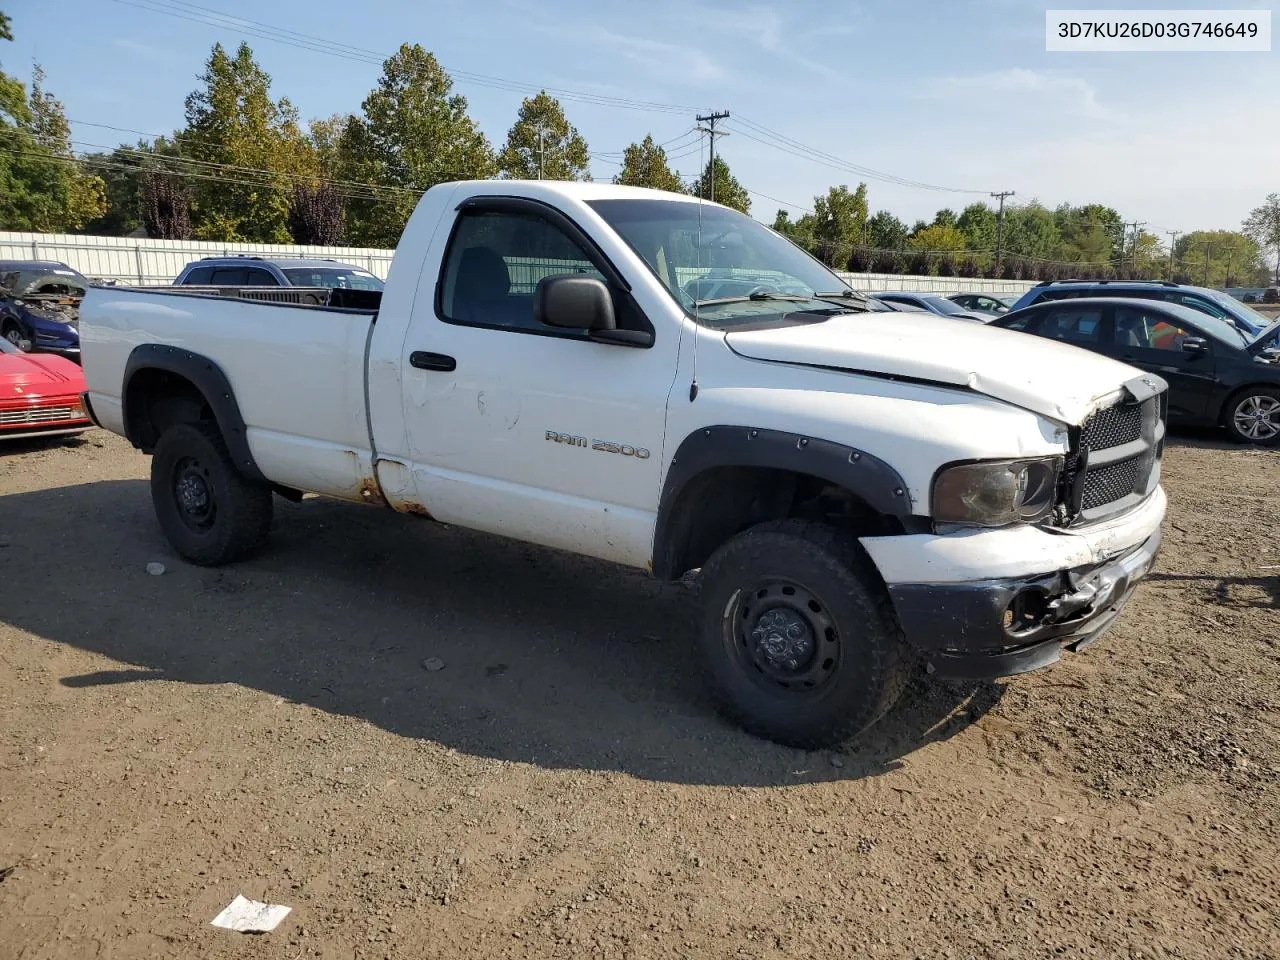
[931,457,1062,527]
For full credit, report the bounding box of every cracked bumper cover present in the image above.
[886,528,1162,679]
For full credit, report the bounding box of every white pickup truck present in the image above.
[79,181,1167,748]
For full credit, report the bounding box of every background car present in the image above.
[0,335,92,440]
[992,296,1280,445]
[0,260,85,362]
[948,293,1018,316]
[868,292,986,321]
[1007,280,1271,337]
[173,256,385,291]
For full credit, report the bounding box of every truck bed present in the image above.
[80,284,380,504]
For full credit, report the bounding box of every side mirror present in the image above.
[535,275,615,331]
[1181,336,1208,355]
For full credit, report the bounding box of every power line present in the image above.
[108,0,693,116]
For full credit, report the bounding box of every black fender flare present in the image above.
[122,343,266,483]
[651,425,914,578]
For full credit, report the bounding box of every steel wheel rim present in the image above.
[173,455,217,532]
[724,579,841,695]
[1233,395,1280,441]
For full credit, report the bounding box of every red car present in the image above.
[0,335,92,440]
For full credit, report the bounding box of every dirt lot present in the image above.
[1,430,1277,960]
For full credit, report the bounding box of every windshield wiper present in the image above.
[692,292,810,307]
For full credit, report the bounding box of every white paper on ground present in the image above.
[210,894,292,933]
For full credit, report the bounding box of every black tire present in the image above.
[1222,387,1280,446]
[697,519,911,749]
[2,321,32,352]
[149,422,273,565]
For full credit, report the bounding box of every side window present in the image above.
[243,268,280,286]
[209,267,248,285]
[439,209,608,333]
[1038,306,1102,343]
[1114,306,1190,352]
[182,265,214,285]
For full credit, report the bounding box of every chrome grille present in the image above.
[1081,458,1142,511]
[0,405,81,426]
[1081,403,1142,450]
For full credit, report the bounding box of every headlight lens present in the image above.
[932,457,1062,527]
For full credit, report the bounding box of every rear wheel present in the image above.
[1223,387,1280,446]
[697,519,911,749]
[150,422,273,565]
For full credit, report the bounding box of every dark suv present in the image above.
[1007,280,1271,337]
[173,256,384,291]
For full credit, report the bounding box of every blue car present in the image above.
[0,260,85,363]
[1007,279,1272,338]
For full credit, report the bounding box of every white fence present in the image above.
[0,231,1037,295]
[0,232,395,285]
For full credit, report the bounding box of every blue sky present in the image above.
[5,0,1277,234]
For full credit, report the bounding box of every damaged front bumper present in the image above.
[886,529,1162,679]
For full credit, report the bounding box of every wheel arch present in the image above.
[651,425,917,580]
[122,343,266,483]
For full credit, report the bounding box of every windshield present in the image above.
[282,267,384,291]
[922,296,969,316]
[1207,290,1271,333]
[586,198,862,327]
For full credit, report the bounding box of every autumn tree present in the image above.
[141,169,192,239]
[339,44,495,247]
[288,182,344,245]
[906,224,966,252]
[1244,194,1280,285]
[180,42,314,242]
[498,91,589,181]
[614,135,684,193]
[809,183,868,268]
[691,156,749,213]
[1174,231,1263,287]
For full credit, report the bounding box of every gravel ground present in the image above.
[1,429,1277,960]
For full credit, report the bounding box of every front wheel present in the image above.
[697,520,911,748]
[1224,388,1280,446]
[3,323,32,352]
[150,422,273,565]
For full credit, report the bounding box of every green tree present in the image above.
[906,224,966,252]
[772,209,816,251]
[809,183,868,268]
[498,91,589,181]
[0,43,107,232]
[1055,203,1123,263]
[957,202,996,251]
[614,134,684,193]
[691,156,749,213]
[181,42,314,242]
[932,207,957,229]
[1243,194,1280,285]
[307,113,352,177]
[1003,201,1060,260]
[1174,230,1263,287]
[867,210,907,250]
[340,43,495,247]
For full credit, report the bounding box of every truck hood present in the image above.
[724,311,1144,426]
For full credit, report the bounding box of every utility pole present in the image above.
[535,126,545,181]
[990,191,1015,275]
[695,110,730,203]
[1123,221,1146,276]
[1166,230,1181,278]
[1202,239,1214,286]
[1224,250,1234,289]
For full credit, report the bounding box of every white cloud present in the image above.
[544,23,727,85]
[924,67,1114,120]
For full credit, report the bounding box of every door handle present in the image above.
[410,351,456,372]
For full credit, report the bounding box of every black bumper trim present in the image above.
[888,529,1162,680]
